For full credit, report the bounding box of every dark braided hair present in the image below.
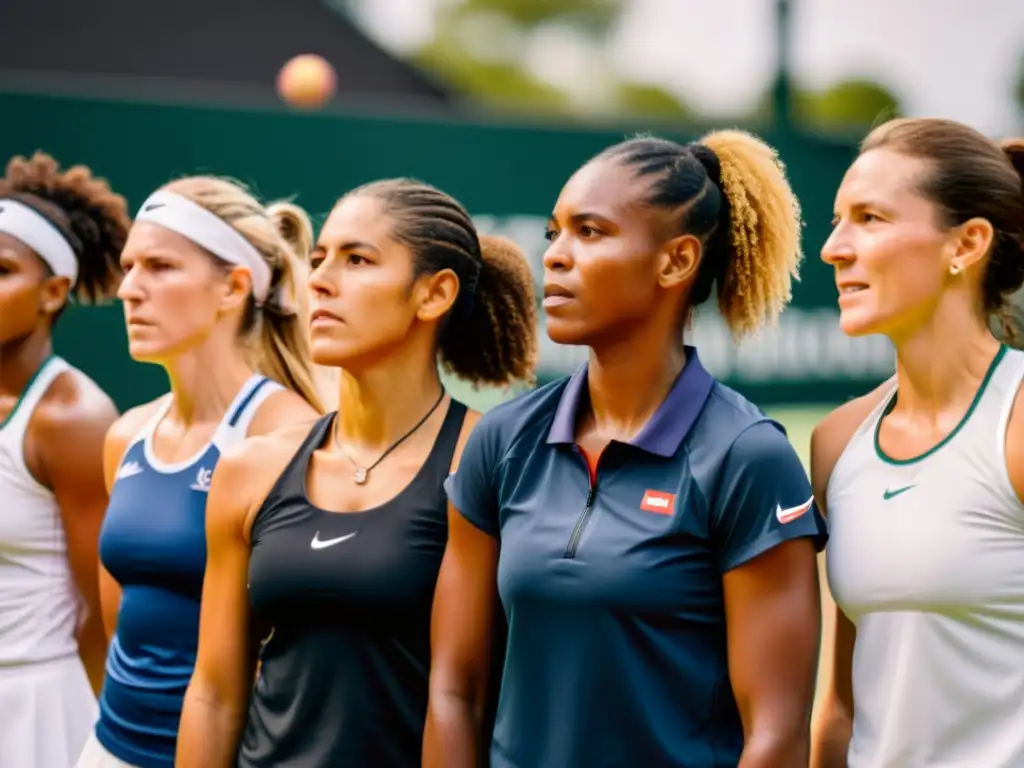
[597,130,803,337]
[0,152,129,307]
[348,179,537,386]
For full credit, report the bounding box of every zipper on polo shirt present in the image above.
[564,446,600,558]
[564,485,596,558]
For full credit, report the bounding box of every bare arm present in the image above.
[810,604,856,768]
[807,384,891,768]
[808,419,856,768]
[177,389,317,767]
[176,448,259,768]
[1002,382,1024,503]
[725,538,822,768]
[32,388,119,695]
[424,506,499,768]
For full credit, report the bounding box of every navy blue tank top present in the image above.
[240,400,498,767]
[97,375,281,768]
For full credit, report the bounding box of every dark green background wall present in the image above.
[0,90,889,410]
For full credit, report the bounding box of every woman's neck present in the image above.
[586,325,686,440]
[335,350,445,452]
[163,339,255,426]
[892,307,1000,415]
[0,327,53,397]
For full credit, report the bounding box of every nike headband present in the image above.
[134,190,272,302]
[0,198,79,284]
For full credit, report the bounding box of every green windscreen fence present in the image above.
[0,90,892,411]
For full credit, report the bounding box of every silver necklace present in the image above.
[333,388,446,485]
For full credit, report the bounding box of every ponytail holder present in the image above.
[258,281,296,317]
[687,143,724,189]
[685,143,731,304]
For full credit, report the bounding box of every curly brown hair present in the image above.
[0,151,130,305]
[345,178,538,387]
[600,130,803,338]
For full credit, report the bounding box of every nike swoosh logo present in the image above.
[776,496,815,524]
[310,531,357,550]
[883,484,917,500]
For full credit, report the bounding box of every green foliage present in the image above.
[454,0,622,33]
[412,0,691,123]
[755,78,903,131]
[797,79,902,129]
[614,81,693,121]
[413,44,573,115]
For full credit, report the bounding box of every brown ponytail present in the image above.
[438,234,538,386]
[347,178,539,388]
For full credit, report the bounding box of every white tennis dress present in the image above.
[0,357,98,767]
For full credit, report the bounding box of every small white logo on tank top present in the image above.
[310,531,357,550]
[190,467,213,492]
[117,461,144,480]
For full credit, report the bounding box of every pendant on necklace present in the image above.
[354,467,369,485]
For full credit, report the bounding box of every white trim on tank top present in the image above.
[138,373,270,475]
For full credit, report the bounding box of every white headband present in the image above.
[134,190,272,302]
[0,198,79,284]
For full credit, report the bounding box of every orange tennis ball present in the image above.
[276,54,336,109]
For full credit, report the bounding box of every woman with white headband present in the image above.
[75,176,328,768]
[0,152,130,768]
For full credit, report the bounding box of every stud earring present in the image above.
[949,263,962,276]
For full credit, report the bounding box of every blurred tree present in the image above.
[614,81,693,121]
[455,0,622,33]
[398,0,693,121]
[414,44,573,115]
[755,78,902,131]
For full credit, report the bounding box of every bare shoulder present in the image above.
[30,369,119,441]
[106,396,166,449]
[215,419,317,535]
[247,387,322,438]
[810,376,895,510]
[450,406,483,472]
[224,419,317,472]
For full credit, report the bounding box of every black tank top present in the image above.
[239,401,475,767]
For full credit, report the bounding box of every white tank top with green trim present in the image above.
[0,356,82,667]
[827,344,1024,767]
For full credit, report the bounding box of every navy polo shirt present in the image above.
[445,347,828,768]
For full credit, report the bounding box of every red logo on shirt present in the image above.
[640,490,676,515]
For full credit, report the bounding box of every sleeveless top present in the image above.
[0,356,81,667]
[239,400,470,768]
[827,344,1024,768]
[97,374,282,768]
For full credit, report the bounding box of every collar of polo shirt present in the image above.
[545,345,715,457]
